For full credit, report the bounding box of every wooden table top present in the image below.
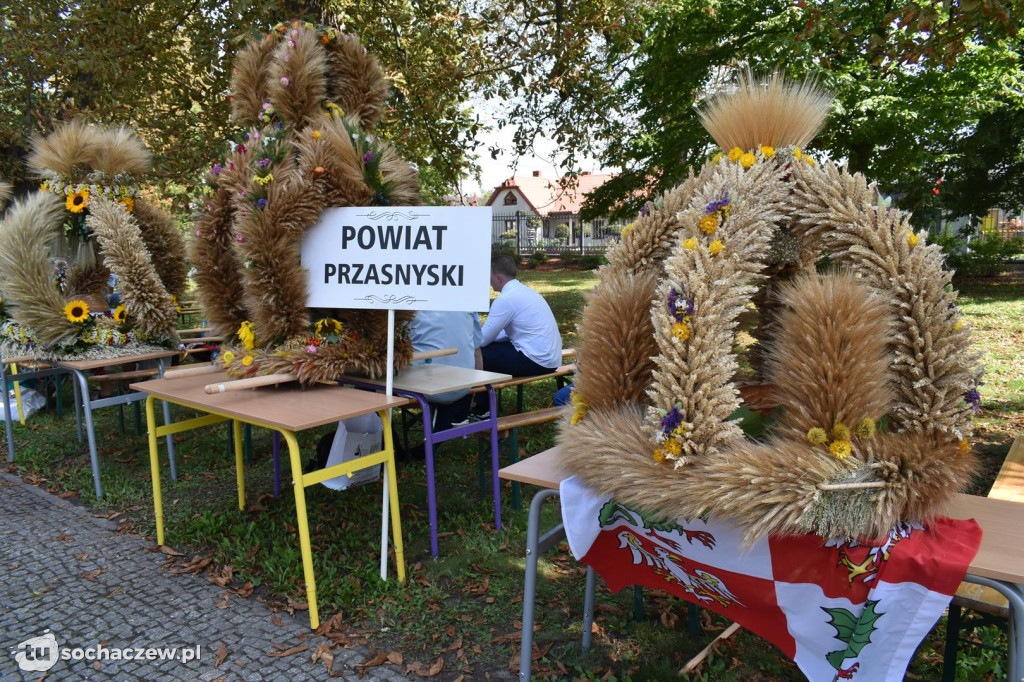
[131,372,411,432]
[57,349,179,371]
[500,445,1024,586]
[341,364,512,396]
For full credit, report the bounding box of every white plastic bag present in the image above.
[320,413,383,491]
[3,388,46,421]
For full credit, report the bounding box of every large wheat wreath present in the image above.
[191,21,419,384]
[559,74,983,543]
[0,122,185,361]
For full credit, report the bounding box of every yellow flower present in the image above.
[958,439,971,456]
[242,355,254,367]
[954,319,964,331]
[760,145,775,158]
[792,146,803,160]
[856,417,876,439]
[119,197,134,212]
[804,156,816,166]
[699,215,718,234]
[315,318,342,337]
[222,350,236,365]
[708,240,724,256]
[66,189,90,213]
[907,232,919,247]
[740,153,756,168]
[833,422,851,440]
[311,130,323,140]
[325,102,345,118]
[621,223,634,238]
[671,424,689,439]
[113,305,127,324]
[712,152,723,163]
[63,300,90,323]
[728,146,743,162]
[671,321,691,342]
[652,449,665,463]
[254,173,273,186]
[569,389,588,424]
[807,427,828,445]
[238,320,256,350]
[829,439,852,459]
[664,439,682,456]
[683,237,697,250]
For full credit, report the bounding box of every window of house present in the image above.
[503,192,518,206]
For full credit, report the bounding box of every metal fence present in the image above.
[491,212,625,254]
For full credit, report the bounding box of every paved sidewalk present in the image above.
[0,472,408,681]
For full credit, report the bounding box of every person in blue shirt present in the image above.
[410,310,482,433]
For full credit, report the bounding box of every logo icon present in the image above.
[12,630,59,672]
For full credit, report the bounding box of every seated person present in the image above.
[410,310,482,433]
[480,255,562,376]
[471,255,562,417]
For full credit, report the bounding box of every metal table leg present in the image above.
[962,574,1024,682]
[69,368,103,499]
[2,363,14,463]
[520,488,564,681]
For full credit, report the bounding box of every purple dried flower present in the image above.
[363,152,373,163]
[660,406,684,434]
[210,163,223,176]
[236,234,245,243]
[964,388,981,413]
[255,198,268,210]
[280,76,290,86]
[667,284,695,321]
[257,158,271,168]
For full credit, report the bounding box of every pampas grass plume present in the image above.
[87,125,152,178]
[27,119,97,179]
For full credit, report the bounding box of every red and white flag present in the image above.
[560,476,983,682]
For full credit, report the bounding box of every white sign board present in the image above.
[300,206,492,312]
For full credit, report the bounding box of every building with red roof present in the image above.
[485,170,617,250]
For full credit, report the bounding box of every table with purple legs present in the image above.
[340,363,511,557]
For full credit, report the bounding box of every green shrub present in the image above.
[932,229,1023,280]
[554,224,570,242]
[578,254,606,269]
[491,246,520,263]
[559,250,580,267]
[527,251,548,268]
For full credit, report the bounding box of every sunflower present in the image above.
[119,197,135,212]
[64,300,91,323]
[66,189,90,213]
[113,305,127,324]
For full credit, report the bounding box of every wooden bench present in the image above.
[942,435,1023,680]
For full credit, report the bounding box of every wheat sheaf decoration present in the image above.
[559,72,982,543]
[190,20,418,384]
[0,122,185,361]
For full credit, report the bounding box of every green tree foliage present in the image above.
[0,1,271,200]
[486,0,1024,224]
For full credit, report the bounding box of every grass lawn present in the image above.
[2,263,1021,681]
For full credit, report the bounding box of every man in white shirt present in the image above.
[480,254,563,375]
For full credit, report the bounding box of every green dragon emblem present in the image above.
[822,599,884,680]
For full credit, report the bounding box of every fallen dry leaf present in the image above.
[158,546,184,556]
[272,615,285,628]
[386,651,403,665]
[74,552,88,561]
[81,569,106,582]
[215,643,228,668]
[266,645,308,658]
[58,490,78,499]
[235,582,253,598]
[357,651,388,668]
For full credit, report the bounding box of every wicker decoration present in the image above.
[559,73,982,543]
[0,122,185,361]
[191,21,418,384]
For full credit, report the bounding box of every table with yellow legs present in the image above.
[131,371,411,630]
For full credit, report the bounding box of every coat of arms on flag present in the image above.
[560,476,983,681]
